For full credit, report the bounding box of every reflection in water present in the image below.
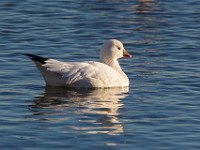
[134,0,156,14]
[29,87,129,135]
[133,0,161,50]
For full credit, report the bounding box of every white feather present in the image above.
[31,39,132,88]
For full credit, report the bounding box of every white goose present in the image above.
[25,39,132,88]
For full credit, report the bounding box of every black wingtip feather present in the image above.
[23,53,48,64]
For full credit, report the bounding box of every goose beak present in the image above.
[123,49,132,58]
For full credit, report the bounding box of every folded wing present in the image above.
[39,59,122,88]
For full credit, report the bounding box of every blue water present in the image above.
[0,0,200,149]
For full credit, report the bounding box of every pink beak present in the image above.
[123,49,132,58]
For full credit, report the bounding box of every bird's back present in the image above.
[36,59,128,88]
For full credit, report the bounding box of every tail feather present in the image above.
[23,53,48,64]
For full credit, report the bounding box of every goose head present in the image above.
[100,39,132,64]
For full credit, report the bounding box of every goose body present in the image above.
[25,39,132,88]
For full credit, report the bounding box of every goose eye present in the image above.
[117,47,121,50]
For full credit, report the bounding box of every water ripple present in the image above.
[0,0,200,149]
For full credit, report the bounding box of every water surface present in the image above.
[0,0,200,149]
